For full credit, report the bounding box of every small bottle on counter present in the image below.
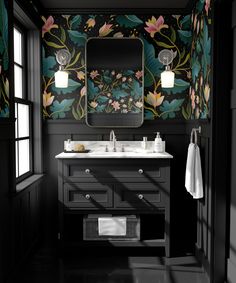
[141,137,148,150]
[65,139,72,151]
[153,132,163,153]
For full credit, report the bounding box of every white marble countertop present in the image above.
[55,141,173,159]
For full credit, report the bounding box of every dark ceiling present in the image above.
[39,0,191,10]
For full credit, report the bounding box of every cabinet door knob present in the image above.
[138,169,143,174]
[85,194,90,199]
[138,194,144,200]
[85,168,90,174]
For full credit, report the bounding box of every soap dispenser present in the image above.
[154,132,163,153]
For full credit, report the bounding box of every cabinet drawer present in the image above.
[115,183,164,209]
[64,183,113,209]
[63,160,166,182]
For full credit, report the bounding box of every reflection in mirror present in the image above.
[86,38,144,128]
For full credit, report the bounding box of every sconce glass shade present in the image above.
[161,67,175,88]
[55,69,69,88]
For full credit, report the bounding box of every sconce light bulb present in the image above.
[161,66,175,88]
[55,68,69,88]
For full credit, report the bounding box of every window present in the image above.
[14,24,33,181]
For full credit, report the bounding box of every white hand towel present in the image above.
[98,217,126,236]
[185,143,203,199]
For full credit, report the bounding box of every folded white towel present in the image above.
[98,217,127,236]
[185,143,203,199]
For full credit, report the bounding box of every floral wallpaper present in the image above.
[42,14,192,120]
[87,69,143,114]
[182,0,212,119]
[42,0,212,121]
[0,0,9,118]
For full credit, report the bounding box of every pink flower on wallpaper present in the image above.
[144,16,168,38]
[135,70,143,80]
[80,86,86,97]
[99,23,113,37]
[90,101,98,108]
[204,84,210,103]
[42,16,58,38]
[191,89,196,110]
[111,101,120,111]
[86,18,96,28]
[146,91,164,108]
[43,91,54,108]
[205,0,211,15]
[90,70,99,79]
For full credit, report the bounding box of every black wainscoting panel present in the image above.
[43,120,212,257]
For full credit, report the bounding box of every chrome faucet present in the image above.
[109,130,116,152]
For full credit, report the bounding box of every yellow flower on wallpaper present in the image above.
[146,91,164,108]
[86,18,96,28]
[43,91,54,108]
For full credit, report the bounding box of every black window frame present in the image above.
[14,20,33,183]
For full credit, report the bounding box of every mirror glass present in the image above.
[86,38,144,128]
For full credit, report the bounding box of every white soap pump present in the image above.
[154,132,163,153]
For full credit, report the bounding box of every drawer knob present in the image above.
[85,169,90,174]
[85,194,91,199]
[138,194,144,200]
[138,169,144,174]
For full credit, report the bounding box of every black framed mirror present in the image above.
[86,37,144,128]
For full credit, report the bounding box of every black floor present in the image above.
[8,246,209,283]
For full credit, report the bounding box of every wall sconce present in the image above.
[55,49,71,88]
[158,49,176,88]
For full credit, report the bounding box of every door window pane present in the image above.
[14,65,23,98]
[14,28,22,65]
[18,139,30,176]
[18,104,29,138]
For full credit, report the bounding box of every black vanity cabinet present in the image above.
[57,157,171,257]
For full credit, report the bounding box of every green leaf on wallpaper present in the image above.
[162,79,190,95]
[196,0,205,13]
[116,15,143,28]
[192,56,201,82]
[67,51,81,68]
[170,26,176,43]
[130,80,142,100]
[182,103,192,120]
[180,48,186,59]
[50,99,75,119]
[0,106,9,118]
[123,70,134,76]
[51,79,81,95]
[142,38,163,87]
[144,109,155,120]
[44,39,64,49]
[160,99,184,119]
[202,20,211,79]
[0,0,9,70]
[87,79,99,100]
[112,88,128,99]
[96,104,106,113]
[103,75,112,84]
[155,41,174,49]
[42,48,57,77]
[60,26,66,43]
[68,30,87,46]
[180,15,191,30]
[177,30,192,46]
[180,52,190,67]
[97,95,109,104]
[70,15,82,29]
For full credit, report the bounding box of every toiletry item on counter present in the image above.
[141,137,148,150]
[65,139,72,151]
[154,132,163,153]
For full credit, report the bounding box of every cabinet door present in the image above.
[115,183,166,209]
[64,183,113,209]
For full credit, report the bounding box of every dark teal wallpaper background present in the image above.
[0,0,9,118]
[42,0,212,120]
